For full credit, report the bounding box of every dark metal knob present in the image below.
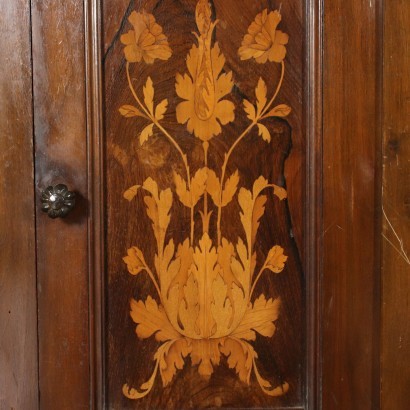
[41,184,76,219]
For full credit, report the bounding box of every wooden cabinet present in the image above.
[0,0,409,409]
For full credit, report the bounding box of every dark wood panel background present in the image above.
[0,1,38,408]
[3,0,408,408]
[322,0,382,408]
[31,0,90,408]
[103,0,305,408]
[381,1,410,408]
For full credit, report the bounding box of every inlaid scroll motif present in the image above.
[118,1,292,400]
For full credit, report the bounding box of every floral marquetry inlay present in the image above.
[118,0,292,400]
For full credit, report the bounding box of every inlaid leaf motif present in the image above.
[236,237,250,276]
[205,168,222,206]
[167,239,194,298]
[273,184,287,201]
[231,237,253,293]
[174,168,207,208]
[143,196,158,236]
[143,77,154,115]
[190,233,220,338]
[190,168,208,206]
[221,170,240,206]
[123,340,175,400]
[238,188,254,251]
[156,242,190,335]
[243,99,256,122]
[216,239,248,330]
[143,177,159,199]
[173,173,190,207]
[157,191,173,236]
[253,364,290,397]
[119,105,146,119]
[238,176,269,252]
[155,239,177,293]
[129,296,181,342]
[255,77,268,115]
[123,185,140,201]
[140,123,154,145]
[252,195,268,246]
[190,339,222,378]
[217,239,243,296]
[143,178,172,254]
[178,273,200,337]
[257,123,271,143]
[242,78,273,125]
[219,338,254,383]
[263,104,292,118]
[253,175,269,198]
[161,242,194,334]
[216,72,234,100]
[210,274,233,337]
[232,294,281,341]
[123,362,159,399]
[158,339,192,387]
[207,169,240,208]
[155,99,168,121]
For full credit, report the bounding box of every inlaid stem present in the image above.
[126,62,194,243]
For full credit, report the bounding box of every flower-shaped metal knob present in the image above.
[41,184,76,219]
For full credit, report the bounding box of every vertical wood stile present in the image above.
[381,1,410,408]
[0,1,38,408]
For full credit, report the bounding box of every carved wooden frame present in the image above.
[84,0,323,408]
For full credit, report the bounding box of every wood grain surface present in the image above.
[31,0,90,408]
[322,0,382,409]
[381,1,410,408]
[0,1,38,408]
[2,0,403,408]
[103,0,305,408]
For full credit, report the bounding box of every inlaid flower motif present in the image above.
[123,247,146,275]
[175,0,235,141]
[239,9,288,64]
[120,11,172,64]
[175,44,235,142]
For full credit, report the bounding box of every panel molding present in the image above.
[305,0,323,408]
[85,0,105,407]
[86,0,324,408]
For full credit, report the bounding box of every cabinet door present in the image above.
[31,1,91,407]
[0,2,38,408]
[102,1,305,408]
[5,0,408,409]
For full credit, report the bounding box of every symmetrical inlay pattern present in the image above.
[118,0,292,399]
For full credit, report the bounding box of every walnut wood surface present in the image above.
[322,0,382,408]
[381,1,410,408]
[1,0,403,408]
[31,0,90,407]
[103,1,304,408]
[0,1,38,408]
